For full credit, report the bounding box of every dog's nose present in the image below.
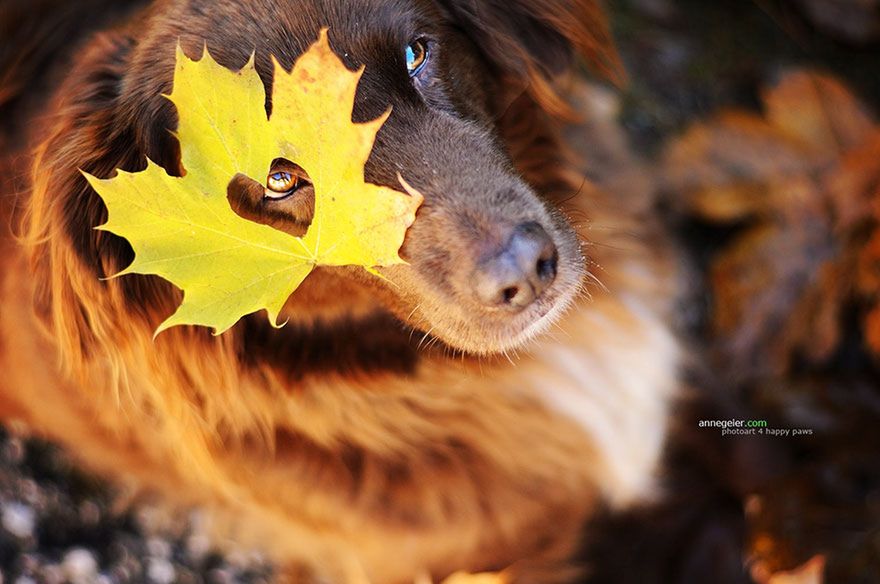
[472,222,558,310]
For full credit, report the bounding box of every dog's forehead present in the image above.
[161,0,448,68]
[123,0,455,115]
[122,0,490,153]
[297,0,445,36]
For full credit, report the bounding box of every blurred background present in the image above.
[583,1,880,583]
[1,1,879,582]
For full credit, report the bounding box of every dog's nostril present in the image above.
[502,286,520,304]
[472,222,559,311]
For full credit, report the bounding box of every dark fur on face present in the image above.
[1,3,686,582]
[14,0,619,364]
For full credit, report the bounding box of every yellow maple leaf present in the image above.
[85,29,422,334]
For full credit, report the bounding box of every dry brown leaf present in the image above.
[708,178,844,372]
[859,175,880,353]
[763,71,875,157]
[824,130,880,229]
[663,111,811,198]
[685,182,774,222]
[795,0,880,43]
[440,572,509,584]
[766,555,826,584]
[662,69,880,375]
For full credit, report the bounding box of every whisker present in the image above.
[405,302,422,322]
[583,270,608,294]
[550,320,572,340]
[423,336,442,352]
[416,326,435,352]
[553,176,588,206]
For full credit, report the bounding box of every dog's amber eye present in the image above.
[405,39,428,77]
[266,171,297,197]
[264,160,310,200]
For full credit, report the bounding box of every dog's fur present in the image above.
[0,1,680,582]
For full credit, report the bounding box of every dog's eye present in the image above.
[266,171,296,195]
[405,39,428,77]
[264,161,310,200]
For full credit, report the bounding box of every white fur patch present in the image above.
[521,290,680,507]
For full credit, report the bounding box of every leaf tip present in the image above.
[96,264,128,282]
[311,27,341,67]
[396,173,425,208]
[244,50,257,71]
[152,319,174,340]
[99,262,136,282]
[211,324,234,337]
[364,266,390,281]
[174,39,186,61]
[362,107,392,134]
[80,168,102,187]
[264,305,290,330]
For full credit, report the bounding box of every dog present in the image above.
[0,0,681,581]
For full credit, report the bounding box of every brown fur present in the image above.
[0,1,680,582]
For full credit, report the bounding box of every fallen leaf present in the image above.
[662,70,880,375]
[795,0,880,43]
[766,555,825,584]
[763,71,874,157]
[440,571,509,584]
[86,30,422,334]
[662,111,814,199]
[859,179,880,353]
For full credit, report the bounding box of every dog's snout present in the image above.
[472,222,558,311]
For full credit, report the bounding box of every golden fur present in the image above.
[0,1,681,581]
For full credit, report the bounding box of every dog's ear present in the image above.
[1,0,144,133]
[442,0,623,86]
[27,32,180,276]
[23,31,181,358]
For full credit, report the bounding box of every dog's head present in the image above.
[29,0,619,356]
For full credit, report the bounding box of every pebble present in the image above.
[61,549,98,584]
[40,564,64,584]
[2,439,24,464]
[186,533,211,562]
[18,481,40,507]
[78,501,101,525]
[147,558,176,584]
[208,568,234,584]
[1,503,35,539]
[146,537,172,559]
[18,555,37,575]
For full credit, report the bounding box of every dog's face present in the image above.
[61,0,615,355]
